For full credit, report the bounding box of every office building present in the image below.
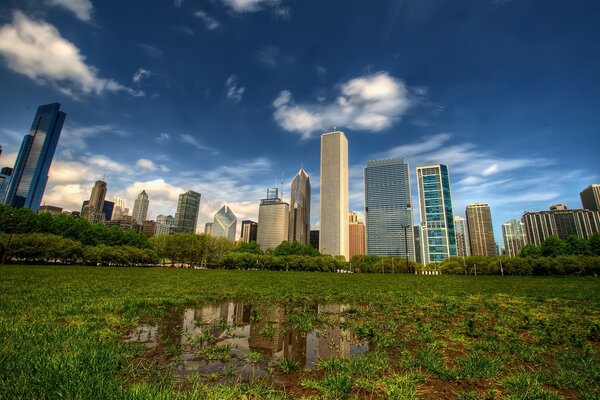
[522,206,600,245]
[174,190,201,233]
[348,211,365,259]
[81,199,113,223]
[155,214,174,236]
[502,219,527,257]
[453,216,470,258]
[204,222,213,235]
[132,190,149,222]
[103,201,114,222]
[38,205,63,215]
[111,196,127,220]
[267,187,279,200]
[3,103,66,212]
[0,167,12,176]
[466,203,496,257]
[105,215,137,230]
[416,164,456,264]
[365,158,415,260]
[257,188,289,250]
[84,180,107,223]
[241,220,258,243]
[213,205,237,242]
[413,226,422,264]
[310,230,319,250]
[320,131,349,260]
[289,168,311,245]
[141,220,156,237]
[580,184,600,212]
[0,170,11,204]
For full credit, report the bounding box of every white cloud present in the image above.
[132,68,151,83]
[273,71,411,138]
[180,134,218,154]
[274,7,291,20]
[47,0,93,21]
[221,0,280,13]
[136,159,158,171]
[0,12,141,97]
[156,133,171,142]
[60,125,129,151]
[225,75,245,103]
[258,46,293,68]
[138,44,163,58]
[194,10,220,30]
[174,0,185,7]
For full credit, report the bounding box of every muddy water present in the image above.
[123,302,369,383]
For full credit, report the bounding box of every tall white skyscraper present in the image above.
[112,196,127,220]
[155,214,174,236]
[257,189,289,250]
[319,131,349,260]
[132,190,149,222]
[453,216,470,258]
[213,205,237,242]
[502,219,527,257]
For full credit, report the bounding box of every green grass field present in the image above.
[1,266,599,399]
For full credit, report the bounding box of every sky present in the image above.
[0,0,599,243]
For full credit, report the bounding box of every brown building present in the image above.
[348,211,365,259]
[580,184,600,211]
[38,205,63,215]
[466,203,496,257]
[142,220,156,237]
[522,206,600,245]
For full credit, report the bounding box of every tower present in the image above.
[86,180,107,223]
[580,184,600,211]
[213,205,237,242]
[453,216,470,258]
[241,220,258,242]
[319,131,349,260]
[364,158,415,260]
[132,190,149,222]
[288,168,311,245]
[466,203,496,257]
[257,188,290,250]
[502,219,527,257]
[416,164,456,264]
[3,103,66,211]
[174,190,201,233]
[348,211,365,259]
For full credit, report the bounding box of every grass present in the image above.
[1,265,600,399]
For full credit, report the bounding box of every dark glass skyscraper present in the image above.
[4,103,66,212]
[174,190,201,233]
[288,168,311,245]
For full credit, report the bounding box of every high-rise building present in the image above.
[241,220,258,243]
[413,225,422,265]
[502,219,527,257]
[465,203,496,257]
[320,131,349,260]
[155,214,174,236]
[132,190,149,222]
[348,211,365,259]
[416,164,456,264]
[0,170,11,204]
[111,196,127,220]
[365,158,415,260]
[142,220,156,237]
[580,184,600,212]
[0,167,13,176]
[213,205,237,242]
[522,206,600,245]
[267,187,279,200]
[453,216,470,258]
[257,189,289,250]
[204,222,213,235]
[85,180,107,223]
[103,201,114,222]
[310,230,319,250]
[174,190,201,233]
[38,205,63,215]
[289,168,311,245]
[3,103,66,212]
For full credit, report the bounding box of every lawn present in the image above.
[1,265,599,399]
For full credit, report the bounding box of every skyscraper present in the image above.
[257,188,290,250]
[502,219,527,257]
[241,220,258,243]
[3,103,66,212]
[416,164,456,264]
[466,203,496,257]
[204,222,213,235]
[0,169,11,204]
[580,184,600,211]
[85,180,107,223]
[155,214,174,236]
[174,190,201,233]
[348,211,365,259]
[111,196,127,220]
[132,190,149,222]
[213,205,237,242]
[365,158,415,260]
[320,131,349,260]
[288,168,311,245]
[522,206,600,245]
[453,216,471,258]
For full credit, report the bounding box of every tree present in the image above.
[540,236,567,257]
[273,241,320,256]
[520,244,541,258]
[233,241,263,254]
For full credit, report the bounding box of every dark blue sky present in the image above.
[0,0,599,241]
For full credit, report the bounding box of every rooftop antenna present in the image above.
[281,169,284,202]
[102,170,107,181]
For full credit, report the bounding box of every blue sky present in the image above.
[0,0,598,242]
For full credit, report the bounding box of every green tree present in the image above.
[520,243,541,258]
[540,235,567,257]
[233,241,263,254]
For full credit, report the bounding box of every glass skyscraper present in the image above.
[174,190,201,233]
[213,205,237,242]
[4,103,66,212]
[416,164,456,264]
[364,158,415,260]
[288,168,311,245]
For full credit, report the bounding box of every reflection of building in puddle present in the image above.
[248,306,285,356]
[314,304,368,363]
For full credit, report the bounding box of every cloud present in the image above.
[0,12,141,97]
[47,0,93,21]
[221,0,280,13]
[59,125,129,152]
[258,46,293,68]
[180,134,218,153]
[225,75,245,103]
[273,71,411,138]
[138,44,163,58]
[136,159,158,171]
[274,7,291,20]
[174,0,185,7]
[156,133,171,142]
[194,10,220,30]
[132,68,151,83]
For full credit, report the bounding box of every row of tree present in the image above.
[519,234,600,257]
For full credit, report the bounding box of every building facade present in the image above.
[132,190,149,222]
[257,189,289,250]
[155,214,174,236]
[38,205,63,215]
[288,168,311,245]
[241,220,258,243]
[213,205,237,242]
[465,203,496,257]
[522,206,600,245]
[84,180,108,223]
[111,196,127,220]
[348,211,365,259]
[3,103,66,212]
[365,158,415,260]
[416,164,456,264]
[502,219,527,257]
[319,131,349,260]
[174,190,201,233]
[580,184,600,212]
[142,220,156,237]
[453,216,471,258]
[204,222,213,235]
[0,170,11,204]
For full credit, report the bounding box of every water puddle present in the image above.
[123,302,369,383]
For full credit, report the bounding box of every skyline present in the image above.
[0,1,599,241]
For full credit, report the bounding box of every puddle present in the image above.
[123,302,369,383]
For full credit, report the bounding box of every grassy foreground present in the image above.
[1,266,599,399]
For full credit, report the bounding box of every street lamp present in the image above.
[400,223,410,273]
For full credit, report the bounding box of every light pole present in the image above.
[1,212,17,266]
[400,223,410,273]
